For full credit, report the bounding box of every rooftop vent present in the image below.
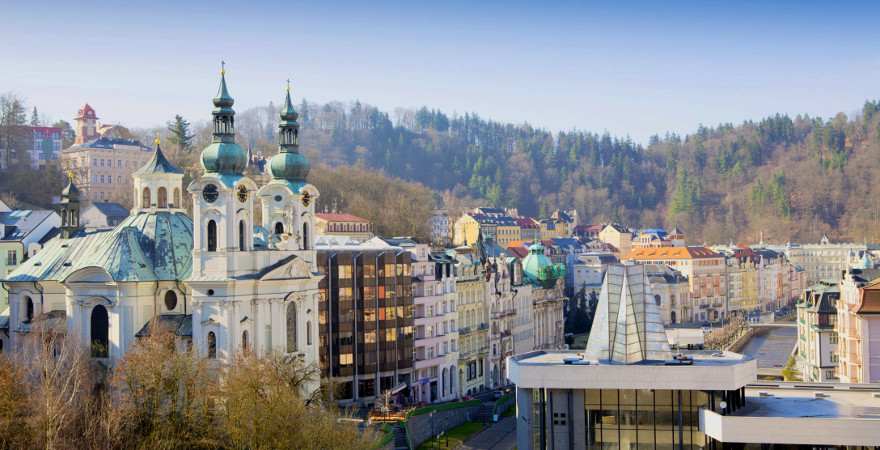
[814,392,831,399]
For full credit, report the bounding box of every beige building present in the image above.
[627,246,727,323]
[314,212,373,241]
[785,235,866,285]
[454,246,489,396]
[60,104,152,205]
[837,268,880,383]
[597,223,632,256]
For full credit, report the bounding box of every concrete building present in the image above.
[837,268,880,383]
[645,263,690,325]
[597,223,632,257]
[507,263,880,449]
[429,208,450,247]
[315,236,414,405]
[315,212,373,241]
[485,253,519,389]
[797,281,840,382]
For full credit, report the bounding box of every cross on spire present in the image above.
[221,60,226,76]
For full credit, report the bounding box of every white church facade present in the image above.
[3,69,322,394]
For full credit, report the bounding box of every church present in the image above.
[4,69,322,393]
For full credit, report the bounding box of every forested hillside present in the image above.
[281,100,880,244]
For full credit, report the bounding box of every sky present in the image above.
[3,0,880,143]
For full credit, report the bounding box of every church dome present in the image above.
[269,151,309,181]
[522,242,565,288]
[201,142,247,174]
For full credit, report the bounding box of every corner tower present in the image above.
[257,81,319,252]
[132,138,185,212]
[188,64,258,276]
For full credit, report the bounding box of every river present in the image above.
[738,326,798,369]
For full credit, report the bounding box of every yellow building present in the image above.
[598,223,633,257]
[454,247,488,397]
[453,212,519,247]
[453,214,480,247]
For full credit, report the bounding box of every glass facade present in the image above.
[317,249,414,402]
[530,388,745,450]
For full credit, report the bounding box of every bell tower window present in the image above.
[302,223,309,250]
[239,220,246,251]
[142,187,151,208]
[274,222,284,235]
[158,187,167,208]
[207,220,217,252]
[173,188,180,208]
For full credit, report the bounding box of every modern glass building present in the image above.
[316,237,414,405]
[508,265,880,449]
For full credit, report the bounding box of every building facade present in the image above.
[784,236,866,285]
[796,281,840,382]
[0,125,64,169]
[454,246,489,396]
[315,212,374,241]
[836,268,880,383]
[315,237,415,405]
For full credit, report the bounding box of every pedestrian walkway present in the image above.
[460,416,516,450]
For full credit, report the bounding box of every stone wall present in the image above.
[405,405,481,448]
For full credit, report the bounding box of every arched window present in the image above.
[238,220,246,251]
[302,223,309,250]
[90,305,109,358]
[157,187,167,208]
[671,311,677,324]
[274,222,284,235]
[286,302,297,353]
[164,291,178,310]
[207,331,217,358]
[142,187,151,208]
[654,295,661,306]
[207,220,217,252]
[242,330,249,353]
[173,188,180,207]
[442,367,447,396]
[306,321,312,346]
[23,296,33,323]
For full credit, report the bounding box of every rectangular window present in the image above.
[6,250,16,266]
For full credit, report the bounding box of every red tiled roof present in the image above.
[507,246,528,258]
[626,246,721,260]
[516,217,538,228]
[316,213,370,223]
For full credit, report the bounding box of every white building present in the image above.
[506,263,880,449]
[3,71,323,395]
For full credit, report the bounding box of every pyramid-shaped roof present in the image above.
[585,264,670,363]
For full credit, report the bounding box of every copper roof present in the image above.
[858,280,880,314]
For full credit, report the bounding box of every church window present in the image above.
[274,222,284,235]
[306,320,312,346]
[158,187,167,208]
[207,331,217,358]
[173,188,180,208]
[655,294,662,306]
[164,291,178,311]
[286,302,297,353]
[142,187,151,208]
[90,305,109,358]
[242,330,249,353]
[238,220,246,251]
[207,220,217,252]
[302,223,310,250]
[23,296,33,323]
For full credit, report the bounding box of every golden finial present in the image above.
[66,170,75,183]
[286,78,291,93]
[221,60,226,76]
[154,136,161,147]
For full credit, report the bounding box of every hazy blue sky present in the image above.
[3,0,880,143]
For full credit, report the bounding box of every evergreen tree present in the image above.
[30,106,39,126]
[166,114,194,153]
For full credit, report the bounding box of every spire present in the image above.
[135,136,183,176]
[211,61,236,144]
[269,79,309,182]
[58,177,82,239]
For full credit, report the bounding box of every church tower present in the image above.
[132,138,185,213]
[74,103,99,145]
[58,177,82,239]
[257,81,319,252]
[187,64,258,277]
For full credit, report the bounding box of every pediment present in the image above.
[259,255,313,281]
[63,265,114,284]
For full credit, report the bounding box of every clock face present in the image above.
[237,185,248,203]
[202,184,219,203]
[301,192,311,207]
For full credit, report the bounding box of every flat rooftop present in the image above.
[738,384,880,419]
[514,349,750,367]
[507,350,756,392]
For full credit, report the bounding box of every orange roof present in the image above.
[316,213,370,223]
[626,246,721,260]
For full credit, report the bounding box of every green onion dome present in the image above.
[201,142,248,174]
